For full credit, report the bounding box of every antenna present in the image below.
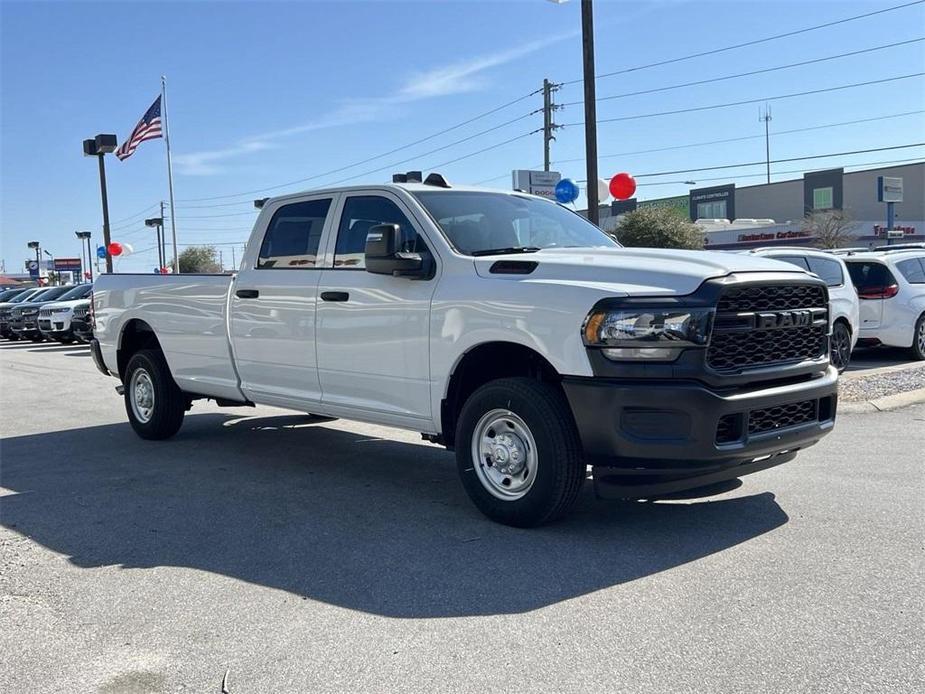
[759,104,773,184]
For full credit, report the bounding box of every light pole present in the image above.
[26,241,41,283]
[580,0,600,225]
[83,134,118,273]
[76,231,93,282]
[43,249,56,284]
[145,216,165,270]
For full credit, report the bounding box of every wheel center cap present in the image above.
[491,433,526,475]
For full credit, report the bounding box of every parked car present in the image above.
[92,177,838,526]
[0,287,32,303]
[9,285,77,342]
[0,287,49,339]
[37,283,93,342]
[70,301,93,343]
[745,247,859,371]
[844,249,925,360]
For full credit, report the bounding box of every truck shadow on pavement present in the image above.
[0,412,789,618]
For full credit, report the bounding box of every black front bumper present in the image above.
[562,366,838,498]
[10,318,40,337]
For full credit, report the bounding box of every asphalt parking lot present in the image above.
[1,342,923,693]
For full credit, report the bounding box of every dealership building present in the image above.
[598,162,924,249]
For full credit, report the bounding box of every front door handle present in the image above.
[236,289,259,299]
[320,291,349,302]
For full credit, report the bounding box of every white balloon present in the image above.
[597,178,610,202]
[121,242,134,256]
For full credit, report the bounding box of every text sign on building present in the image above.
[877,176,903,203]
[512,170,561,200]
[54,257,82,273]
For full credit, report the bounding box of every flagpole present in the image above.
[161,75,180,273]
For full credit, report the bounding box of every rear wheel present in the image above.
[455,377,585,527]
[830,321,852,372]
[912,314,925,361]
[123,349,186,439]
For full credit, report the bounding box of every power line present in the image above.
[631,143,924,179]
[561,73,925,127]
[318,123,539,188]
[634,157,925,188]
[562,0,925,85]
[108,202,160,226]
[552,110,925,165]
[178,93,540,203]
[164,210,258,220]
[560,38,925,107]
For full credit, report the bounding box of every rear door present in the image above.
[315,192,438,424]
[229,194,337,405]
[846,261,895,329]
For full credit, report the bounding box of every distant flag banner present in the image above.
[115,95,163,161]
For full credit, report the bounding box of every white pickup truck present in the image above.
[92,174,838,526]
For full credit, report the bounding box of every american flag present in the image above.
[115,96,163,161]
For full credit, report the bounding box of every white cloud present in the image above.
[175,30,576,176]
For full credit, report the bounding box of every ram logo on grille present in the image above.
[755,309,820,330]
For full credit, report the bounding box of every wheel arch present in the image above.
[117,319,163,381]
[440,341,562,449]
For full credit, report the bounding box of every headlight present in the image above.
[52,307,70,313]
[582,307,714,362]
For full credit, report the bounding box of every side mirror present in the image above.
[364,223,431,278]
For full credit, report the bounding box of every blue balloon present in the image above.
[96,245,107,259]
[555,178,579,203]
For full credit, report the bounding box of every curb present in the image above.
[839,387,925,413]
[840,361,925,381]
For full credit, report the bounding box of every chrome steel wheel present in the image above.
[471,409,538,501]
[831,323,852,371]
[130,368,155,424]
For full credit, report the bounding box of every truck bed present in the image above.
[93,273,244,401]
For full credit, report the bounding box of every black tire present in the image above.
[123,348,186,440]
[911,314,925,361]
[830,320,852,373]
[59,336,74,344]
[30,335,44,343]
[455,377,585,527]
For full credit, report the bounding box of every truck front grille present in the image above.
[715,396,834,444]
[707,283,828,372]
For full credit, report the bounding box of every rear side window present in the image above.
[896,257,925,284]
[772,255,811,270]
[334,196,425,269]
[847,262,896,290]
[806,256,844,287]
[257,198,332,269]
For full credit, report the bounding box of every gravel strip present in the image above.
[839,365,925,402]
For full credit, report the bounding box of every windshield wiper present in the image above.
[471,246,542,257]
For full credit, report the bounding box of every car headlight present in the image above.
[582,307,714,362]
[52,308,70,313]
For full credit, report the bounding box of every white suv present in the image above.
[843,249,925,360]
[746,247,860,371]
[37,283,93,343]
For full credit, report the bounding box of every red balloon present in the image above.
[609,172,637,200]
[108,242,123,257]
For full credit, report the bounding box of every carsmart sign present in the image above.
[877,176,903,203]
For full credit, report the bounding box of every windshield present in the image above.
[27,286,71,302]
[57,284,93,301]
[414,191,619,256]
[10,289,44,303]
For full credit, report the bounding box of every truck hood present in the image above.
[43,299,89,310]
[473,247,807,296]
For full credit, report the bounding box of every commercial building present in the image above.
[598,162,924,249]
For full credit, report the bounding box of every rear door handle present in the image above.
[236,289,259,299]
[320,291,349,302]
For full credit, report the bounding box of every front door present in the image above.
[229,194,336,405]
[315,193,437,423]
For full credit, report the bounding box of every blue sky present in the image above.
[2,0,924,274]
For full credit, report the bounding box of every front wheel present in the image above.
[911,314,925,361]
[123,349,187,440]
[455,377,586,527]
[830,321,852,372]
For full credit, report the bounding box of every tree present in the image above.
[801,210,857,249]
[615,207,704,250]
[178,245,222,273]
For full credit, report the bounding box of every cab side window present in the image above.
[774,255,811,271]
[257,198,332,269]
[335,196,427,269]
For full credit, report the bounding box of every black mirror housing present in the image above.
[364,223,431,278]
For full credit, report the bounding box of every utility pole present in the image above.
[581,0,600,225]
[760,104,772,184]
[159,201,167,268]
[542,79,561,172]
[231,245,236,270]
[219,250,224,271]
